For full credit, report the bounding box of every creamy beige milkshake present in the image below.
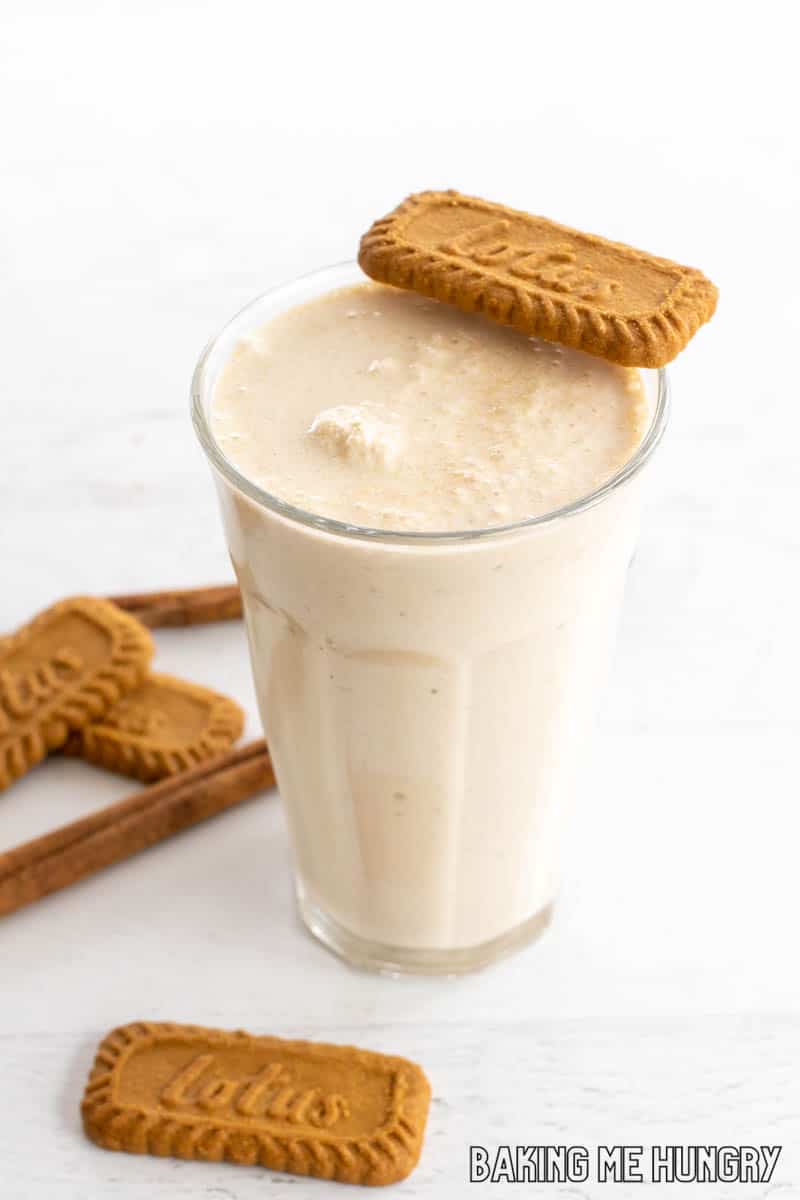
[212,284,647,531]
[194,263,666,972]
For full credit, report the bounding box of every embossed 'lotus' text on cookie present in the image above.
[359,190,718,366]
[159,1053,351,1126]
[82,1021,431,1186]
[65,672,245,782]
[0,649,83,728]
[0,598,153,790]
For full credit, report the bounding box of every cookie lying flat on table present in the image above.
[65,672,244,782]
[0,597,153,791]
[359,189,718,367]
[82,1021,431,1187]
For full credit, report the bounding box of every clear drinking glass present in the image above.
[192,262,669,975]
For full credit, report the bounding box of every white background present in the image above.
[2,1,799,1196]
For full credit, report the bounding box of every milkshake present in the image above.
[193,262,668,972]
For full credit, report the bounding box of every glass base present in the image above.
[296,888,554,976]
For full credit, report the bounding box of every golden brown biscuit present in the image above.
[65,672,245,782]
[0,597,153,791]
[82,1021,431,1186]
[359,190,718,367]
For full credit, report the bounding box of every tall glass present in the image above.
[192,263,669,974]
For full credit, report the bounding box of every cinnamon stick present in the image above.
[108,584,242,628]
[0,740,274,918]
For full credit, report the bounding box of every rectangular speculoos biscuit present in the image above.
[64,672,245,782]
[359,190,718,367]
[82,1022,431,1186]
[0,598,153,791]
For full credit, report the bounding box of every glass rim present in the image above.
[191,261,670,546]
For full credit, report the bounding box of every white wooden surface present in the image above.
[2,2,799,1195]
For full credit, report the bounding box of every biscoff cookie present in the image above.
[0,598,153,791]
[359,190,718,367]
[82,1021,431,1186]
[65,672,245,782]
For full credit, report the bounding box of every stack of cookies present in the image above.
[0,595,244,792]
